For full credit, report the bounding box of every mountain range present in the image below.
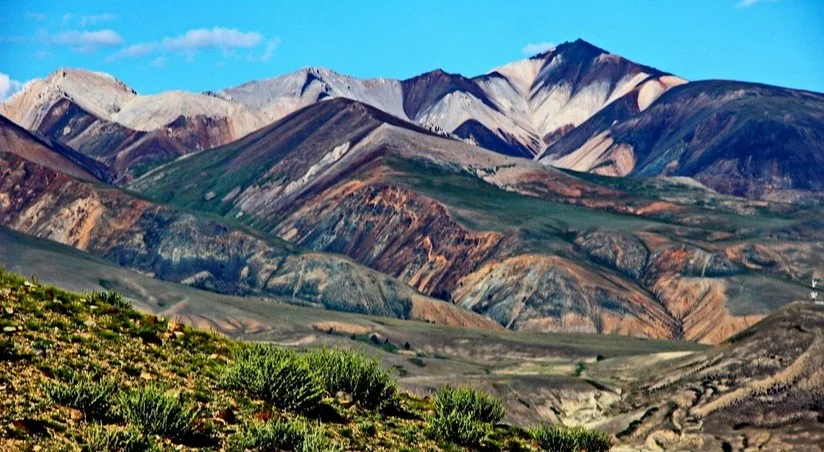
[1,38,822,346]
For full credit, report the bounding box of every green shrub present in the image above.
[303,347,398,410]
[427,386,505,447]
[47,373,118,421]
[428,409,487,447]
[229,419,333,452]
[434,386,504,424]
[82,424,157,452]
[533,424,612,452]
[222,344,324,414]
[88,291,132,312]
[119,386,201,441]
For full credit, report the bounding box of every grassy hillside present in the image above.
[0,268,617,451]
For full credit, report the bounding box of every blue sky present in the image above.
[1,0,823,98]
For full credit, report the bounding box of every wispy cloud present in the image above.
[106,27,278,63]
[162,27,263,57]
[0,73,24,102]
[62,13,118,27]
[106,42,157,61]
[51,29,123,53]
[259,38,281,62]
[522,41,556,56]
[150,56,167,68]
[736,0,783,8]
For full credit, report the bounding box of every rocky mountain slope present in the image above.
[0,115,111,183]
[1,69,268,181]
[219,40,683,158]
[604,301,824,451]
[129,98,823,343]
[2,40,675,175]
[0,115,494,329]
[541,80,824,201]
[4,39,822,200]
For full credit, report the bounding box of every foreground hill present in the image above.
[0,116,494,329]
[1,269,820,450]
[130,98,823,343]
[0,269,544,451]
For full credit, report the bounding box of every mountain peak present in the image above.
[44,67,135,94]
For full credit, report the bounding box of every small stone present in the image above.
[253,408,273,422]
[67,408,84,423]
[4,307,12,315]
[2,326,15,333]
[335,391,354,405]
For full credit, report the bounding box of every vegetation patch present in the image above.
[222,344,325,414]
[0,269,538,450]
[532,424,612,452]
[228,418,333,452]
[119,386,204,443]
[82,424,158,452]
[46,372,118,421]
[303,347,399,411]
[427,386,505,447]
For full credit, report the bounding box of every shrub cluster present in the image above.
[47,373,118,421]
[533,424,612,452]
[222,344,325,414]
[82,424,158,452]
[119,386,202,442]
[229,419,332,452]
[428,386,505,447]
[303,347,399,410]
[87,290,133,312]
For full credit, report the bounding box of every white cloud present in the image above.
[106,27,279,63]
[260,38,281,62]
[106,42,157,61]
[51,29,123,53]
[161,27,263,57]
[736,0,783,8]
[0,73,23,102]
[81,13,117,27]
[150,56,167,68]
[522,41,556,56]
